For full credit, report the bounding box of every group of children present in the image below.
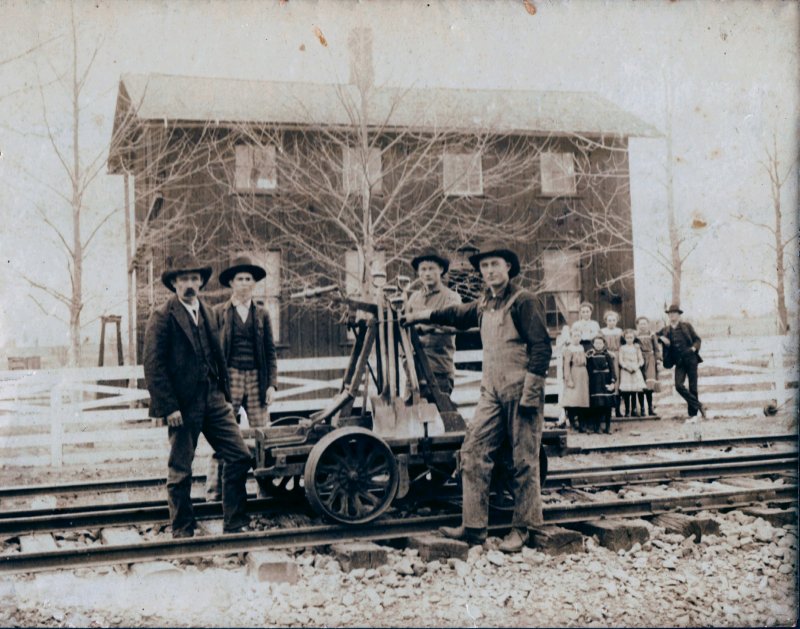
[559,302,661,434]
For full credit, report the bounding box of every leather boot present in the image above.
[499,528,529,553]
[438,525,487,545]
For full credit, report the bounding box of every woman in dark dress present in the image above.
[585,335,617,433]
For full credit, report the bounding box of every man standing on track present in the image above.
[404,240,552,552]
[658,304,707,423]
[143,257,252,537]
[405,247,462,402]
[205,255,279,500]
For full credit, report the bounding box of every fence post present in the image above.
[772,338,787,407]
[50,381,64,468]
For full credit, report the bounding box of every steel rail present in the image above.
[1,484,795,574]
[1,452,795,535]
[567,432,797,455]
[1,433,795,500]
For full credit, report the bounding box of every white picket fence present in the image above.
[0,335,795,468]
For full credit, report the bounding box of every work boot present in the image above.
[438,525,487,545]
[498,528,529,553]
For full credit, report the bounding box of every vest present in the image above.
[191,309,219,381]
[230,308,257,370]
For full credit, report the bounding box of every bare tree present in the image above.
[12,8,115,366]
[738,130,798,334]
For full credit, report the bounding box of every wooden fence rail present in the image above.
[0,335,795,468]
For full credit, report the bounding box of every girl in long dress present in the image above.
[618,329,647,416]
[562,329,590,430]
[585,335,617,433]
[601,310,623,418]
[635,316,661,416]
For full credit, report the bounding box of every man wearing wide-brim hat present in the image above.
[404,240,552,552]
[205,255,279,500]
[657,304,707,423]
[405,247,462,401]
[143,256,253,537]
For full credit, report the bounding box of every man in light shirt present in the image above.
[205,255,278,500]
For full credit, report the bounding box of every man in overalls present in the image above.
[404,241,552,552]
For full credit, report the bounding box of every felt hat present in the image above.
[161,256,213,292]
[665,303,684,314]
[219,255,267,288]
[410,247,450,274]
[468,240,521,278]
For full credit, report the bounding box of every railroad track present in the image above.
[2,432,794,502]
[1,449,795,535]
[1,481,795,574]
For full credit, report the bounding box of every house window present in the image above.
[540,152,576,196]
[541,248,581,333]
[443,151,483,196]
[342,147,383,195]
[234,145,277,192]
[238,250,282,342]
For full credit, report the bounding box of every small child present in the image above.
[571,301,601,352]
[601,310,623,418]
[618,329,647,417]
[635,316,661,416]
[585,335,616,433]
[562,329,590,431]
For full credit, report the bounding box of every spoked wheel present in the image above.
[304,427,399,524]
[257,474,305,499]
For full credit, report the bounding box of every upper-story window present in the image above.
[234,144,277,192]
[342,147,383,195]
[540,152,576,196]
[443,151,483,196]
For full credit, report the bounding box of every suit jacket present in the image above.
[143,296,231,418]
[658,321,703,368]
[215,299,278,405]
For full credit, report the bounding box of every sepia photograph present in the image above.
[0,0,797,626]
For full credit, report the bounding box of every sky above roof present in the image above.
[0,0,797,349]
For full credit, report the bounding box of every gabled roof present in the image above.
[108,72,660,172]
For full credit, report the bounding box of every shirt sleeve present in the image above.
[429,300,480,330]
[511,292,553,378]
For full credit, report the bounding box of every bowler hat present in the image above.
[219,255,267,288]
[665,303,684,314]
[468,240,520,278]
[161,256,213,292]
[411,247,450,274]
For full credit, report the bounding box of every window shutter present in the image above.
[234,145,254,190]
[235,145,277,191]
[343,147,382,194]
[542,249,581,292]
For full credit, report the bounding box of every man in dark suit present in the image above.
[658,304,707,423]
[205,255,279,500]
[143,257,253,537]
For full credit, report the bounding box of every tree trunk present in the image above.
[69,16,82,367]
[124,172,137,364]
[665,81,681,306]
[772,171,789,334]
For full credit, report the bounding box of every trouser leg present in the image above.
[209,368,246,497]
[242,369,269,427]
[167,420,202,535]
[675,359,701,415]
[203,387,253,530]
[508,396,544,529]
[460,390,505,530]
[645,391,654,415]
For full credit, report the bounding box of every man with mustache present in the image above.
[143,257,253,537]
[404,241,552,552]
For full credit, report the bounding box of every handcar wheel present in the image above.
[304,427,399,524]
[257,474,305,499]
